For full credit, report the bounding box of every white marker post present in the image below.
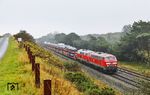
[18,38,22,42]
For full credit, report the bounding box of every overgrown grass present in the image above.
[64,61,81,72]
[119,61,150,77]
[24,41,82,95]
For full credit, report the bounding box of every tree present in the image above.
[14,30,35,42]
[64,33,81,46]
[86,35,97,50]
[136,33,150,62]
[96,36,110,52]
[122,25,132,33]
[73,40,89,49]
[117,20,150,62]
[55,33,66,43]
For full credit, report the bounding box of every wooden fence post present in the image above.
[23,44,25,48]
[32,55,35,71]
[27,47,29,53]
[25,46,28,51]
[29,51,32,63]
[27,47,29,55]
[27,47,31,55]
[35,63,40,88]
[27,47,30,60]
[44,80,51,95]
[27,47,32,62]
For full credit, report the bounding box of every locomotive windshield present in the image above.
[104,56,117,61]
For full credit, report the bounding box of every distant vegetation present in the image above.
[37,32,123,53]
[36,32,56,43]
[36,32,123,45]
[81,32,123,44]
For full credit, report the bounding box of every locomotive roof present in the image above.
[98,53,114,57]
[77,49,115,57]
[77,49,94,53]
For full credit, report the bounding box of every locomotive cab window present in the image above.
[105,56,116,61]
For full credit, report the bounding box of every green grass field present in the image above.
[0,37,40,95]
[119,61,150,77]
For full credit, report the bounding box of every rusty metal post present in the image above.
[44,80,51,95]
[32,55,35,71]
[35,63,40,88]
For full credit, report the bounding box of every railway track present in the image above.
[42,44,150,89]
[111,73,141,88]
[113,67,150,88]
[118,67,150,81]
[56,52,150,88]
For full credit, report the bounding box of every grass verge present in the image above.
[119,61,150,77]
[0,37,81,95]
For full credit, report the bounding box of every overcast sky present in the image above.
[0,0,150,38]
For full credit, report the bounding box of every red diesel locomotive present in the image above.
[44,42,118,73]
[76,49,117,72]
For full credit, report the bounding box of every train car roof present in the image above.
[77,49,95,54]
[45,43,115,57]
[65,45,77,50]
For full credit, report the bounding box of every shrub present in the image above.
[76,82,99,92]
[140,81,150,95]
[65,72,102,94]
[64,62,81,72]
[101,87,115,95]
[85,88,102,95]
[65,72,91,83]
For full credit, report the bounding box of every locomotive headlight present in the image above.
[106,63,111,64]
[113,62,117,64]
